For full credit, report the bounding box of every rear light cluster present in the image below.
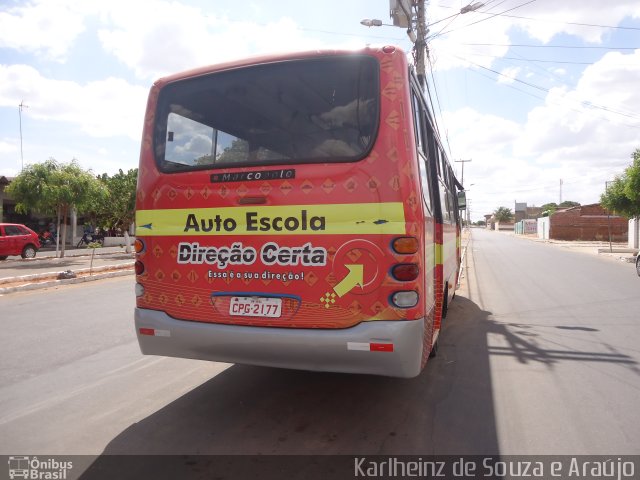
[135,239,146,297]
[390,236,419,308]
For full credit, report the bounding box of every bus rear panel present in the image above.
[134,46,441,378]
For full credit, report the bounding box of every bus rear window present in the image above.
[154,55,380,171]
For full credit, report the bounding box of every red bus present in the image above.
[134,45,465,378]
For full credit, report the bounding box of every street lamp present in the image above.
[360,1,484,87]
[361,2,484,37]
[360,18,418,41]
[18,100,29,171]
[460,2,484,14]
[360,19,385,27]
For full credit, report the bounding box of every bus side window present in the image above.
[412,89,433,214]
[412,93,424,153]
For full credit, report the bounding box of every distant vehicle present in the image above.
[0,223,41,260]
[77,232,104,247]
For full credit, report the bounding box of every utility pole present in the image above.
[559,178,563,205]
[455,158,472,188]
[605,181,612,253]
[377,1,484,91]
[415,0,427,88]
[19,100,29,171]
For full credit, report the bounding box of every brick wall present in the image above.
[549,204,628,241]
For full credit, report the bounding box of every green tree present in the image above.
[6,159,106,257]
[214,138,249,164]
[540,201,579,216]
[96,169,138,252]
[540,202,558,216]
[494,206,513,223]
[601,148,640,218]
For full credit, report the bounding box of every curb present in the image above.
[18,249,133,262]
[0,264,134,295]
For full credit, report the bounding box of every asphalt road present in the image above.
[0,229,639,476]
[466,229,640,454]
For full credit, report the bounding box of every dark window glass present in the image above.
[5,225,23,236]
[412,93,424,153]
[155,56,380,172]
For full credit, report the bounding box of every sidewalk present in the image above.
[0,245,135,294]
[503,230,638,263]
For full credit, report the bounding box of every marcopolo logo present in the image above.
[7,456,73,480]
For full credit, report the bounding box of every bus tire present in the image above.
[441,286,449,320]
[429,339,439,358]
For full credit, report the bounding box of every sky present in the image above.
[1,0,639,221]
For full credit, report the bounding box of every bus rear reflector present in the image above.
[347,342,394,352]
[139,328,171,337]
[370,343,394,352]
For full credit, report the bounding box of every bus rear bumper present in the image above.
[135,308,425,378]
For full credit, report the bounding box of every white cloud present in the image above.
[0,140,18,154]
[517,49,640,159]
[0,0,89,61]
[498,66,521,84]
[509,0,640,44]
[95,1,346,80]
[447,48,640,218]
[0,64,148,140]
[426,0,640,73]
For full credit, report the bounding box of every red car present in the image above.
[0,223,41,260]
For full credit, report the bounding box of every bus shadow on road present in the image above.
[88,296,501,459]
[82,295,639,477]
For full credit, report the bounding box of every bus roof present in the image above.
[153,45,408,87]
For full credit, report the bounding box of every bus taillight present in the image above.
[391,263,419,281]
[390,291,419,308]
[392,236,419,254]
[134,238,145,254]
[135,260,145,275]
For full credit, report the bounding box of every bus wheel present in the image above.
[441,286,449,319]
[429,339,439,358]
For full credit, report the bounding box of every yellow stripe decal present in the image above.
[136,202,406,236]
[435,243,443,265]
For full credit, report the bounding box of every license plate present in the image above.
[229,296,282,318]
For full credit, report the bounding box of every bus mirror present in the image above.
[457,191,467,210]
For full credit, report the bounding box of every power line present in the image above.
[427,57,453,157]
[461,43,639,50]
[468,54,597,65]
[433,2,640,31]
[455,55,640,124]
[428,0,538,40]
[469,12,640,31]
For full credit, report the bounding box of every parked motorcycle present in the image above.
[77,232,104,247]
[39,232,56,246]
